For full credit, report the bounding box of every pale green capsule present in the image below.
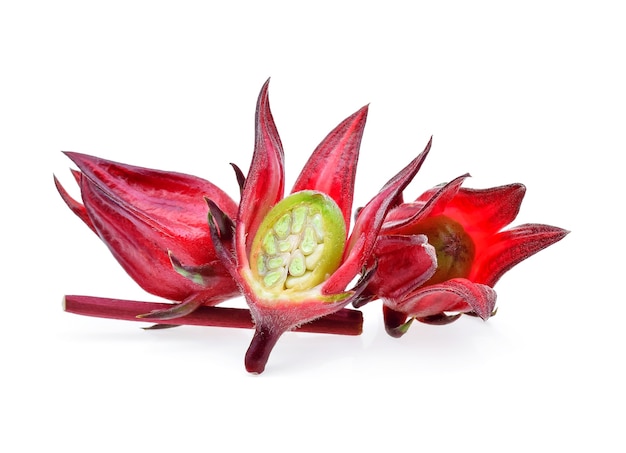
[249,190,346,294]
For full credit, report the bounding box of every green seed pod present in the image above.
[249,190,347,296]
[416,215,476,284]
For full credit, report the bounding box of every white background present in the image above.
[1,1,623,452]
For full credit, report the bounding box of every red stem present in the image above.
[245,324,282,374]
[63,295,363,335]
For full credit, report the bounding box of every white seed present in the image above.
[278,234,300,253]
[310,213,324,241]
[263,268,287,288]
[256,254,267,275]
[300,226,318,255]
[262,232,278,255]
[285,273,315,290]
[288,249,306,277]
[305,244,325,270]
[291,206,308,234]
[267,253,290,270]
[273,213,292,239]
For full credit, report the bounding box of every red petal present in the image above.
[64,151,238,235]
[387,277,497,320]
[291,105,368,231]
[470,223,570,286]
[236,79,285,261]
[444,184,526,238]
[54,174,95,233]
[80,176,239,303]
[366,234,437,300]
[322,137,432,295]
[206,198,241,285]
[62,151,239,304]
[382,174,469,234]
